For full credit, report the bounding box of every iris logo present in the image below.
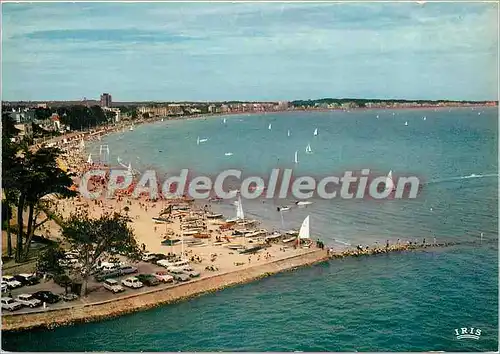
[454,327,482,340]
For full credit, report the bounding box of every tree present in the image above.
[36,244,66,276]
[14,146,77,261]
[1,113,22,258]
[62,211,141,296]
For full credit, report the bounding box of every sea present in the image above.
[2,107,498,352]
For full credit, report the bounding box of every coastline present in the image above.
[2,249,328,332]
[35,104,497,151]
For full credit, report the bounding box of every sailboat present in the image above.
[376,114,379,119]
[386,170,395,192]
[313,128,318,136]
[305,143,312,154]
[404,121,408,126]
[87,154,93,164]
[268,123,272,130]
[297,215,311,247]
[129,124,134,131]
[223,118,227,124]
[197,136,208,145]
[423,116,427,121]
[226,195,245,223]
[287,130,291,137]
[294,151,299,164]
[161,118,164,122]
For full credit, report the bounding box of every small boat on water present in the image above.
[268,123,272,130]
[295,201,313,206]
[282,236,297,243]
[404,121,408,126]
[129,124,134,131]
[305,143,313,154]
[206,213,223,219]
[225,152,233,156]
[313,128,318,136]
[277,206,290,212]
[287,130,291,137]
[294,151,299,164]
[286,230,299,236]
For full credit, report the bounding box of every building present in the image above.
[103,107,121,122]
[9,108,36,124]
[100,93,112,108]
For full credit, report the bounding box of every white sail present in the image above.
[298,216,310,239]
[386,170,395,191]
[129,124,134,131]
[268,123,272,130]
[223,118,227,124]
[423,116,427,121]
[87,154,93,164]
[197,136,200,145]
[313,128,318,136]
[306,143,312,153]
[404,121,408,126]
[199,138,208,143]
[236,195,245,220]
[294,151,298,164]
[287,130,291,137]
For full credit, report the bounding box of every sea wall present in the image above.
[2,249,328,332]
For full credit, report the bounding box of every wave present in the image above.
[426,173,498,185]
[334,239,352,246]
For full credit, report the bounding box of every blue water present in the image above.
[3,108,498,351]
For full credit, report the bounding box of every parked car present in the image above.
[171,273,190,282]
[1,297,23,311]
[119,265,138,275]
[136,274,160,286]
[153,271,174,283]
[182,270,201,278]
[32,291,60,304]
[141,252,157,262]
[15,294,42,308]
[156,259,172,268]
[95,269,122,282]
[61,293,79,301]
[121,277,143,289]
[103,279,125,293]
[13,273,39,286]
[2,276,23,289]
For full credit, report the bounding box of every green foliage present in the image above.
[62,211,141,294]
[36,245,66,275]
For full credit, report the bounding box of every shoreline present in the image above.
[35,104,496,151]
[2,238,493,333]
[2,249,328,332]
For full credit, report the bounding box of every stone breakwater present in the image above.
[2,249,329,332]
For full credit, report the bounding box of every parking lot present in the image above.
[3,260,208,315]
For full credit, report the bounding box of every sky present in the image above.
[1,2,499,102]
